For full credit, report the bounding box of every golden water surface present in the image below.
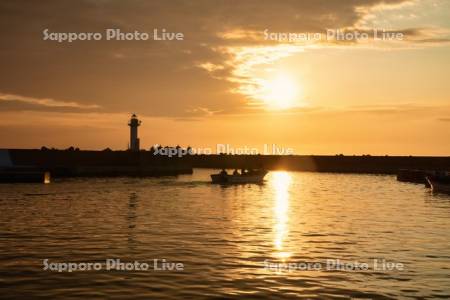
[0,169,449,299]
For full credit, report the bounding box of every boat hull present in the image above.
[426,177,450,194]
[211,171,267,184]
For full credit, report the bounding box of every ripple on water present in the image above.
[0,170,449,299]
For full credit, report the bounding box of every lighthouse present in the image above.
[128,114,141,151]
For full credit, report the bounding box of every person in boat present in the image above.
[233,169,239,175]
[219,169,228,178]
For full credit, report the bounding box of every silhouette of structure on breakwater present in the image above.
[128,114,141,152]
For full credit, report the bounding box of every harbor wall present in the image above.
[4,149,193,177]
[188,154,450,174]
[3,149,450,176]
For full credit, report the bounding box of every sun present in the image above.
[260,74,300,110]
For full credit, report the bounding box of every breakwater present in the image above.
[2,149,449,177]
[188,154,450,174]
[3,149,192,177]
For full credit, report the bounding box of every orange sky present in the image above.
[0,0,449,155]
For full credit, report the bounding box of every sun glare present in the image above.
[272,171,292,260]
[260,74,300,110]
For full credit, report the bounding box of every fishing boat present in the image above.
[210,169,268,184]
[426,175,450,194]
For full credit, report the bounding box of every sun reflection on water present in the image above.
[271,171,292,261]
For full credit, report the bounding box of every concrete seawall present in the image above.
[188,155,450,174]
[2,149,449,177]
[3,149,193,177]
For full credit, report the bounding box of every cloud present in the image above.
[0,93,100,112]
[184,106,222,117]
[0,0,446,118]
[339,103,450,119]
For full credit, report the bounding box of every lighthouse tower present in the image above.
[128,114,141,151]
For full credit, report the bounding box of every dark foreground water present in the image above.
[0,169,449,299]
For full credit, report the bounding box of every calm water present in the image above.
[0,169,449,299]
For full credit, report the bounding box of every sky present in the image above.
[0,0,449,155]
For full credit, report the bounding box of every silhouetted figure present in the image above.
[220,169,228,176]
[233,169,239,175]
